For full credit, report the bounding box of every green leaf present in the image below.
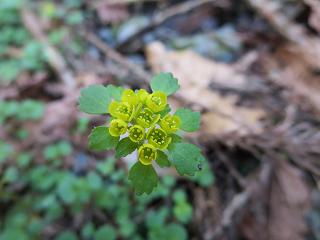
[96,157,115,176]
[115,137,138,159]
[149,223,187,240]
[89,126,119,151]
[162,175,176,188]
[55,230,77,240]
[106,85,124,101]
[0,60,21,83]
[86,171,103,190]
[191,158,214,187]
[57,140,72,156]
[57,174,77,204]
[17,153,32,167]
[173,190,187,203]
[146,208,169,229]
[175,108,200,132]
[167,133,182,152]
[156,150,171,168]
[169,143,202,176]
[94,225,116,240]
[150,72,180,96]
[3,167,18,183]
[173,201,193,223]
[128,162,158,195]
[165,224,187,240]
[119,219,136,237]
[81,222,95,239]
[66,11,83,25]
[17,100,44,120]
[78,84,112,114]
[0,140,13,163]
[0,229,29,240]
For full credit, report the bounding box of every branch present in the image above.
[116,0,219,50]
[21,9,76,89]
[84,32,151,85]
[206,161,273,240]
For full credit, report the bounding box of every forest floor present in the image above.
[1,0,320,239]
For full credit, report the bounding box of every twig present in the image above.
[21,9,76,89]
[207,161,273,240]
[84,32,151,85]
[214,147,247,188]
[116,0,219,50]
[209,190,251,240]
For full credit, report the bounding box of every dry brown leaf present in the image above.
[145,42,265,135]
[246,0,320,69]
[240,160,311,240]
[264,44,320,114]
[269,160,310,240]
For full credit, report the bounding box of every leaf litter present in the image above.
[146,42,266,136]
[1,0,320,239]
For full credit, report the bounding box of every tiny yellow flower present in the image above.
[135,107,160,128]
[138,143,157,165]
[147,126,171,150]
[121,89,139,106]
[108,101,134,122]
[136,89,149,103]
[109,119,127,137]
[146,91,167,112]
[129,125,145,142]
[160,114,181,133]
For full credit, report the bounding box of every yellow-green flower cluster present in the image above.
[108,89,181,165]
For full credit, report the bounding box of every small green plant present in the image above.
[0,99,44,123]
[79,72,204,194]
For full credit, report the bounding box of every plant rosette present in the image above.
[79,72,204,195]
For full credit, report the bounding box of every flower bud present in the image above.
[121,89,139,106]
[136,89,149,103]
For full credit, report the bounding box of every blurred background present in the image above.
[1,0,320,239]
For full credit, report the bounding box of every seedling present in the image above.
[78,72,204,194]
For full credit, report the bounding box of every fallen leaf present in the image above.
[269,160,310,240]
[145,42,265,135]
[264,44,320,114]
[247,0,320,70]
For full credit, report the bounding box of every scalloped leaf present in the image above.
[115,137,138,159]
[156,150,171,168]
[169,143,203,176]
[78,85,112,114]
[175,108,200,132]
[88,126,119,151]
[128,161,158,195]
[150,72,180,96]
